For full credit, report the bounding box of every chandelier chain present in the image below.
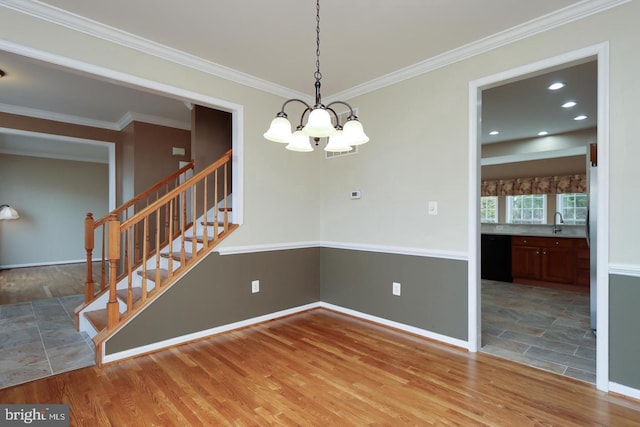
[314,0,322,81]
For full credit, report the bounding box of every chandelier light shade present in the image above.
[287,128,314,152]
[264,0,369,152]
[0,204,19,220]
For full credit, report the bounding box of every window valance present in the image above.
[481,174,586,197]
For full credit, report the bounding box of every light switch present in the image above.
[428,201,438,215]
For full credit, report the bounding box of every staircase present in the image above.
[75,150,237,365]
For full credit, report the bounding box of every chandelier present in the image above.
[264,0,369,152]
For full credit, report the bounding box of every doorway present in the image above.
[468,43,610,391]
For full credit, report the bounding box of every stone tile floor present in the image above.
[481,279,596,383]
[0,294,95,389]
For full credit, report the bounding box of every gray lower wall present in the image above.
[106,246,469,355]
[320,248,468,341]
[105,248,320,354]
[609,274,640,389]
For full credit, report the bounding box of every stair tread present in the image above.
[84,309,107,332]
[137,269,169,281]
[201,221,223,226]
[117,287,142,304]
[160,251,194,261]
[184,235,212,243]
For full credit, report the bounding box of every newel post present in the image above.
[106,214,121,329]
[84,213,95,303]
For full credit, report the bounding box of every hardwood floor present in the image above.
[0,262,100,305]
[1,309,639,426]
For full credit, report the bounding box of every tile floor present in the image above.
[481,279,596,383]
[0,294,95,389]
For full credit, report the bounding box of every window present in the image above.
[557,193,588,225]
[507,194,546,224]
[480,196,498,223]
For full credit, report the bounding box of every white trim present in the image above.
[595,43,610,393]
[101,302,469,364]
[0,0,309,102]
[217,241,321,256]
[116,112,190,131]
[0,258,87,269]
[0,0,627,102]
[217,240,468,261]
[468,42,610,391]
[320,302,469,349]
[608,382,640,401]
[0,40,245,227]
[0,127,116,212]
[481,146,587,166]
[0,103,190,132]
[0,126,112,163]
[329,0,628,102]
[320,241,467,261]
[101,302,322,364]
[0,102,119,130]
[609,264,640,277]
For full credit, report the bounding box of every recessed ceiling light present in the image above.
[489,130,500,135]
[574,115,588,121]
[538,131,549,136]
[562,101,577,108]
[548,82,566,90]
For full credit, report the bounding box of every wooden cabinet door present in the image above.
[541,246,574,284]
[511,245,540,280]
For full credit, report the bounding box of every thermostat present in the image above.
[350,190,362,199]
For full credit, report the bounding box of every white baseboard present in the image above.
[319,302,469,349]
[0,258,89,269]
[101,302,322,364]
[609,382,640,401]
[101,300,469,364]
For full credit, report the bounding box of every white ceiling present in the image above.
[0,0,602,161]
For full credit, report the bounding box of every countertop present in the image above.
[481,223,587,239]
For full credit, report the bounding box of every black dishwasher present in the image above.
[481,234,512,282]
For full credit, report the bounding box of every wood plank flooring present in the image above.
[1,309,639,426]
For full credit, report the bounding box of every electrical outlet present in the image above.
[251,280,260,293]
[392,281,401,296]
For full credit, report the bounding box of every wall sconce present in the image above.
[0,204,19,220]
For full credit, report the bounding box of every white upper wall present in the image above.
[0,6,323,248]
[320,0,639,265]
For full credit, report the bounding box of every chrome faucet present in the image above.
[553,211,564,234]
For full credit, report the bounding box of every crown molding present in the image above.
[328,0,629,102]
[0,0,309,101]
[0,102,190,131]
[1,0,628,103]
[0,146,108,164]
[117,112,190,131]
[0,102,120,130]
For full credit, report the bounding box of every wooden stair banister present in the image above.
[83,161,194,304]
[78,149,235,356]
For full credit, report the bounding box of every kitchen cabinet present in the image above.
[511,236,582,287]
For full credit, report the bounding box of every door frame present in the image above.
[467,42,610,391]
[1,39,245,227]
